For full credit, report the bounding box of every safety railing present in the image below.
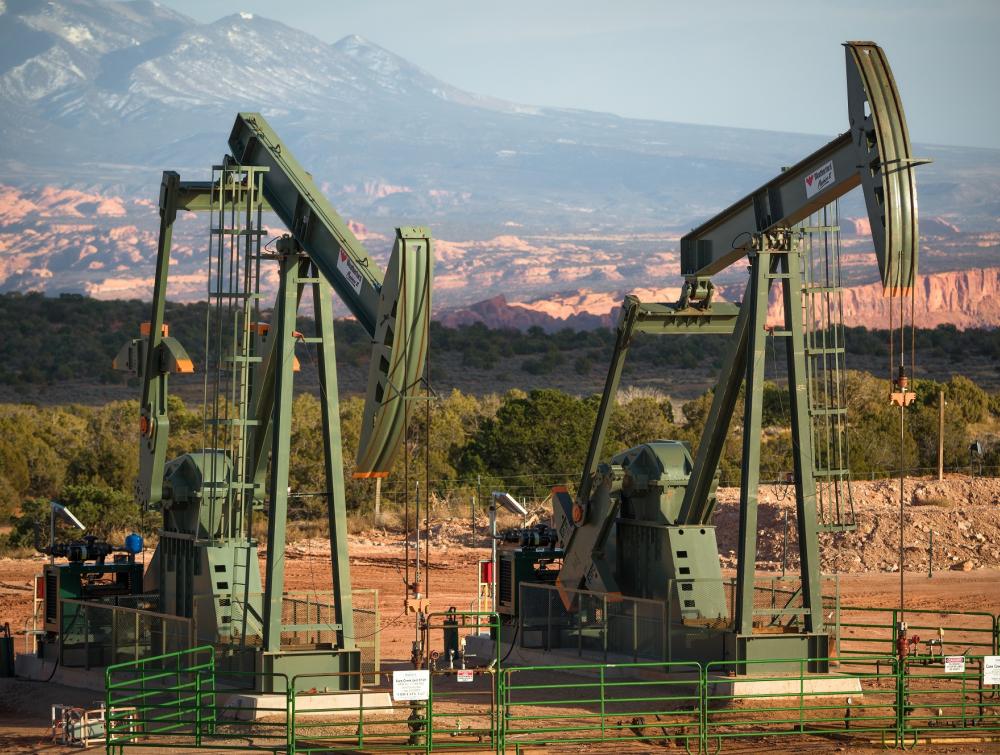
[901,654,1000,744]
[703,655,900,749]
[106,645,290,753]
[837,605,997,661]
[289,669,415,753]
[190,588,381,685]
[519,582,668,662]
[501,659,703,752]
[59,598,194,669]
[105,647,1000,753]
[424,611,500,751]
[103,604,1000,753]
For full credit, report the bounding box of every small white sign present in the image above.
[984,656,1000,685]
[337,249,364,294]
[944,656,965,674]
[392,669,430,701]
[456,669,474,683]
[804,160,836,199]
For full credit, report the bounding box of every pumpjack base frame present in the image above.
[725,630,832,673]
[257,648,362,693]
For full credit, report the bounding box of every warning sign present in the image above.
[392,669,430,701]
[337,249,364,294]
[943,656,965,673]
[456,669,474,683]
[804,160,836,199]
[984,656,1000,685]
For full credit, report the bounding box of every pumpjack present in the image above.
[543,42,924,670]
[114,114,432,690]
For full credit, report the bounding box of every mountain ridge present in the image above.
[436,268,1000,333]
[0,0,997,328]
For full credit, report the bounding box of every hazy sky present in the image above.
[159,0,999,150]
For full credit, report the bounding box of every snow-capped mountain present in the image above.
[0,0,998,319]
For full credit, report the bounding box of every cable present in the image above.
[17,609,84,683]
[497,621,519,666]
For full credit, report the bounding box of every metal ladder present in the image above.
[202,161,267,541]
[800,200,856,532]
[203,162,267,650]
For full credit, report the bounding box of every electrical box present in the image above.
[496,525,563,617]
[43,559,144,633]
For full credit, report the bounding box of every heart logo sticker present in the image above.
[806,175,814,186]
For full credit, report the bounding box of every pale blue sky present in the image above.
[159,0,1000,150]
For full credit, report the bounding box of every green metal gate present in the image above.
[105,615,1000,752]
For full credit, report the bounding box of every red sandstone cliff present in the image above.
[439,268,1000,332]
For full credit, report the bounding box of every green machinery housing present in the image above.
[112,113,433,691]
[39,535,145,667]
[510,41,924,672]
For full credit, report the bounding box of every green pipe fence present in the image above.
[290,670,417,753]
[501,660,703,753]
[104,611,1000,753]
[901,655,1000,743]
[106,646,290,753]
[703,655,900,750]
[423,611,501,752]
[836,606,997,661]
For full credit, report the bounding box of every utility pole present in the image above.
[937,389,945,481]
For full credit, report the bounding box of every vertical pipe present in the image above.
[489,504,497,614]
[899,400,906,627]
[414,480,421,598]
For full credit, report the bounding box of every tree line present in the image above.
[2,291,1000,385]
[2,370,998,551]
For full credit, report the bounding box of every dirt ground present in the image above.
[2,476,999,752]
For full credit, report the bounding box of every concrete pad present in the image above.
[219,690,394,721]
[706,672,862,699]
[15,652,395,722]
[15,653,105,691]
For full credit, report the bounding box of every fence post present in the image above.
[497,668,505,754]
[287,677,296,755]
[426,669,433,755]
[700,663,709,754]
[195,671,202,746]
[599,665,606,741]
[602,594,608,663]
[358,674,365,750]
[798,658,805,735]
[895,656,904,747]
